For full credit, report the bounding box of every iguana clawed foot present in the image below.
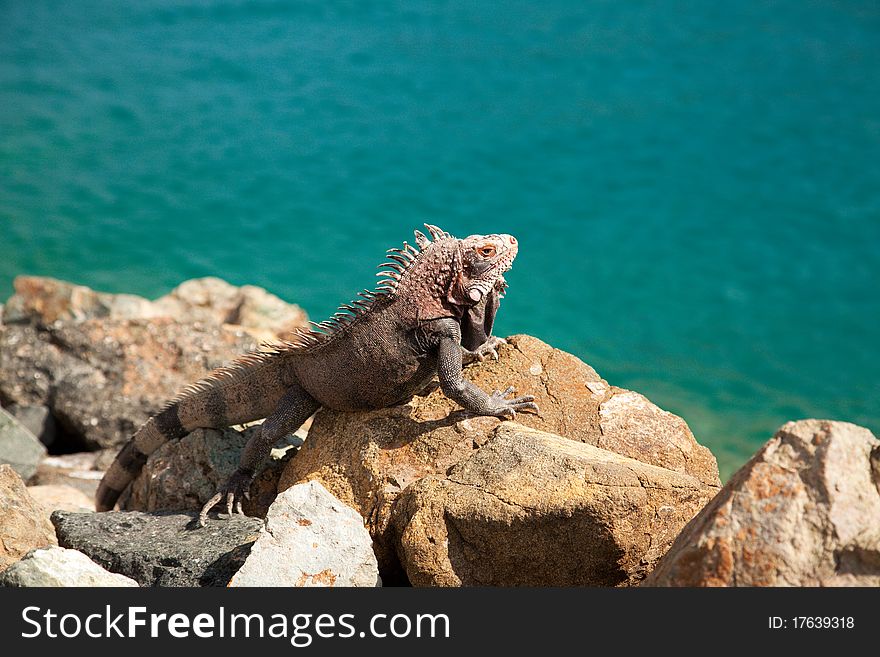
[463,336,508,364]
[197,468,254,527]
[488,385,539,419]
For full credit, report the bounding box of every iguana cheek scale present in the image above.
[95,225,539,525]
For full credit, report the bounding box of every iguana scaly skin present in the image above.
[96,225,538,523]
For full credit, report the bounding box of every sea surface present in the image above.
[2,1,878,479]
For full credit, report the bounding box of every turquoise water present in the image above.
[2,1,878,478]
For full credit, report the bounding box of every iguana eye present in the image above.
[477,245,496,258]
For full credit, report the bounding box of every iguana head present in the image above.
[449,232,518,305]
[381,224,518,320]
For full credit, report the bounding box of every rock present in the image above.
[279,334,719,573]
[2,276,307,339]
[28,484,95,513]
[0,547,138,587]
[4,403,56,447]
[51,510,263,587]
[122,426,301,517]
[392,423,713,586]
[229,481,380,587]
[0,318,264,450]
[0,464,57,572]
[2,276,158,326]
[644,420,880,587]
[0,406,46,480]
[30,452,105,499]
[153,277,308,338]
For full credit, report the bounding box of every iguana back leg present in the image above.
[197,381,320,526]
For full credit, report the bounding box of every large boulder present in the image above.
[122,426,303,517]
[392,424,713,586]
[0,406,46,480]
[230,481,380,587]
[0,464,57,572]
[0,547,138,587]
[279,335,719,574]
[644,420,880,587]
[0,276,308,451]
[52,510,263,587]
[0,318,263,450]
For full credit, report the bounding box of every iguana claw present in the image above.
[488,385,539,419]
[463,336,508,363]
[198,468,253,527]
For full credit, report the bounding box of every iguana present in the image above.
[96,225,538,524]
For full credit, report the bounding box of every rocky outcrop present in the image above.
[151,277,308,339]
[278,335,720,574]
[123,426,303,517]
[230,481,380,587]
[52,510,263,587]
[0,547,138,587]
[3,275,307,339]
[0,406,46,480]
[0,318,264,450]
[0,276,308,451]
[644,420,880,587]
[2,276,158,325]
[393,424,713,586]
[0,464,57,572]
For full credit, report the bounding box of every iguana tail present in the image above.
[95,351,292,512]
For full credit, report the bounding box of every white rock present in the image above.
[229,481,380,587]
[0,547,138,587]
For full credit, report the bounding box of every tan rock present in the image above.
[153,277,307,338]
[2,275,308,339]
[0,464,57,573]
[2,276,158,325]
[279,334,719,572]
[27,484,95,513]
[644,420,880,587]
[393,424,714,586]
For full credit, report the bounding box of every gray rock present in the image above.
[0,547,138,587]
[52,510,263,587]
[644,420,880,587]
[122,426,299,518]
[0,406,46,480]
[229,481,380,587]
[5,404,56,447]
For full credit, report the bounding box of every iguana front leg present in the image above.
[434,319,538,419]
